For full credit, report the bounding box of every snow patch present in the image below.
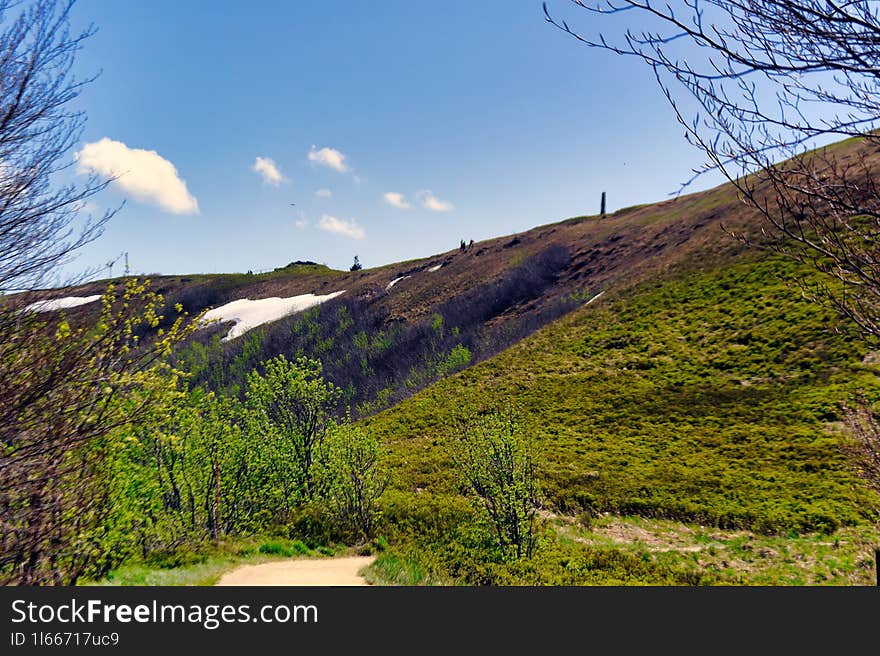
[585,291,605,305]
[202,291,345,341]
[385,276,410,291]
[25,295,102,312]
[426,264,442,272]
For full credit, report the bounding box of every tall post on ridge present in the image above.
[600,191,606,216]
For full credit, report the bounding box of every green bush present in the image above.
[287,502,336,547]
[315,420,387,542]
[259,542,293,557]
[291,540,311,555]
[438,344,472,377]
[450,405,542,560]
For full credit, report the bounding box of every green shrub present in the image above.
[438,344,472,377]
[291,540,311,555]
[258,542,293,557]
[315,420,387,542]
[451,406,542,560]
[287,503,335,547]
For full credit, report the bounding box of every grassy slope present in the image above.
[364,516,880,585]
[550,516,880,585]
[368,253,880,536]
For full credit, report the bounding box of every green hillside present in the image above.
[364,252,880,584]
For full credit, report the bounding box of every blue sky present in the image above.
[62,0,721,277]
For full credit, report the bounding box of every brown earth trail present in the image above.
[215,556,375,586]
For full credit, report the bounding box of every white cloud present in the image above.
[295,219,308,229]
[308,145,348,173]
[383,192,410,209]
[252,156,286,186]
[418,190,454,212]
[317,214,365,240]
[75,138,198,214]
[315,188,332,198]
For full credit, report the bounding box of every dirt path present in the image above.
[216,556,375,586]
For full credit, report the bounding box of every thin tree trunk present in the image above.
[212,457,220,546]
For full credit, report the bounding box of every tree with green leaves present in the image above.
[244,355,341,500]
[451,406,542,560]
[118,385,247,556]
[0,280,197,584]
[0,0,199,585]
[316,419,387,541]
